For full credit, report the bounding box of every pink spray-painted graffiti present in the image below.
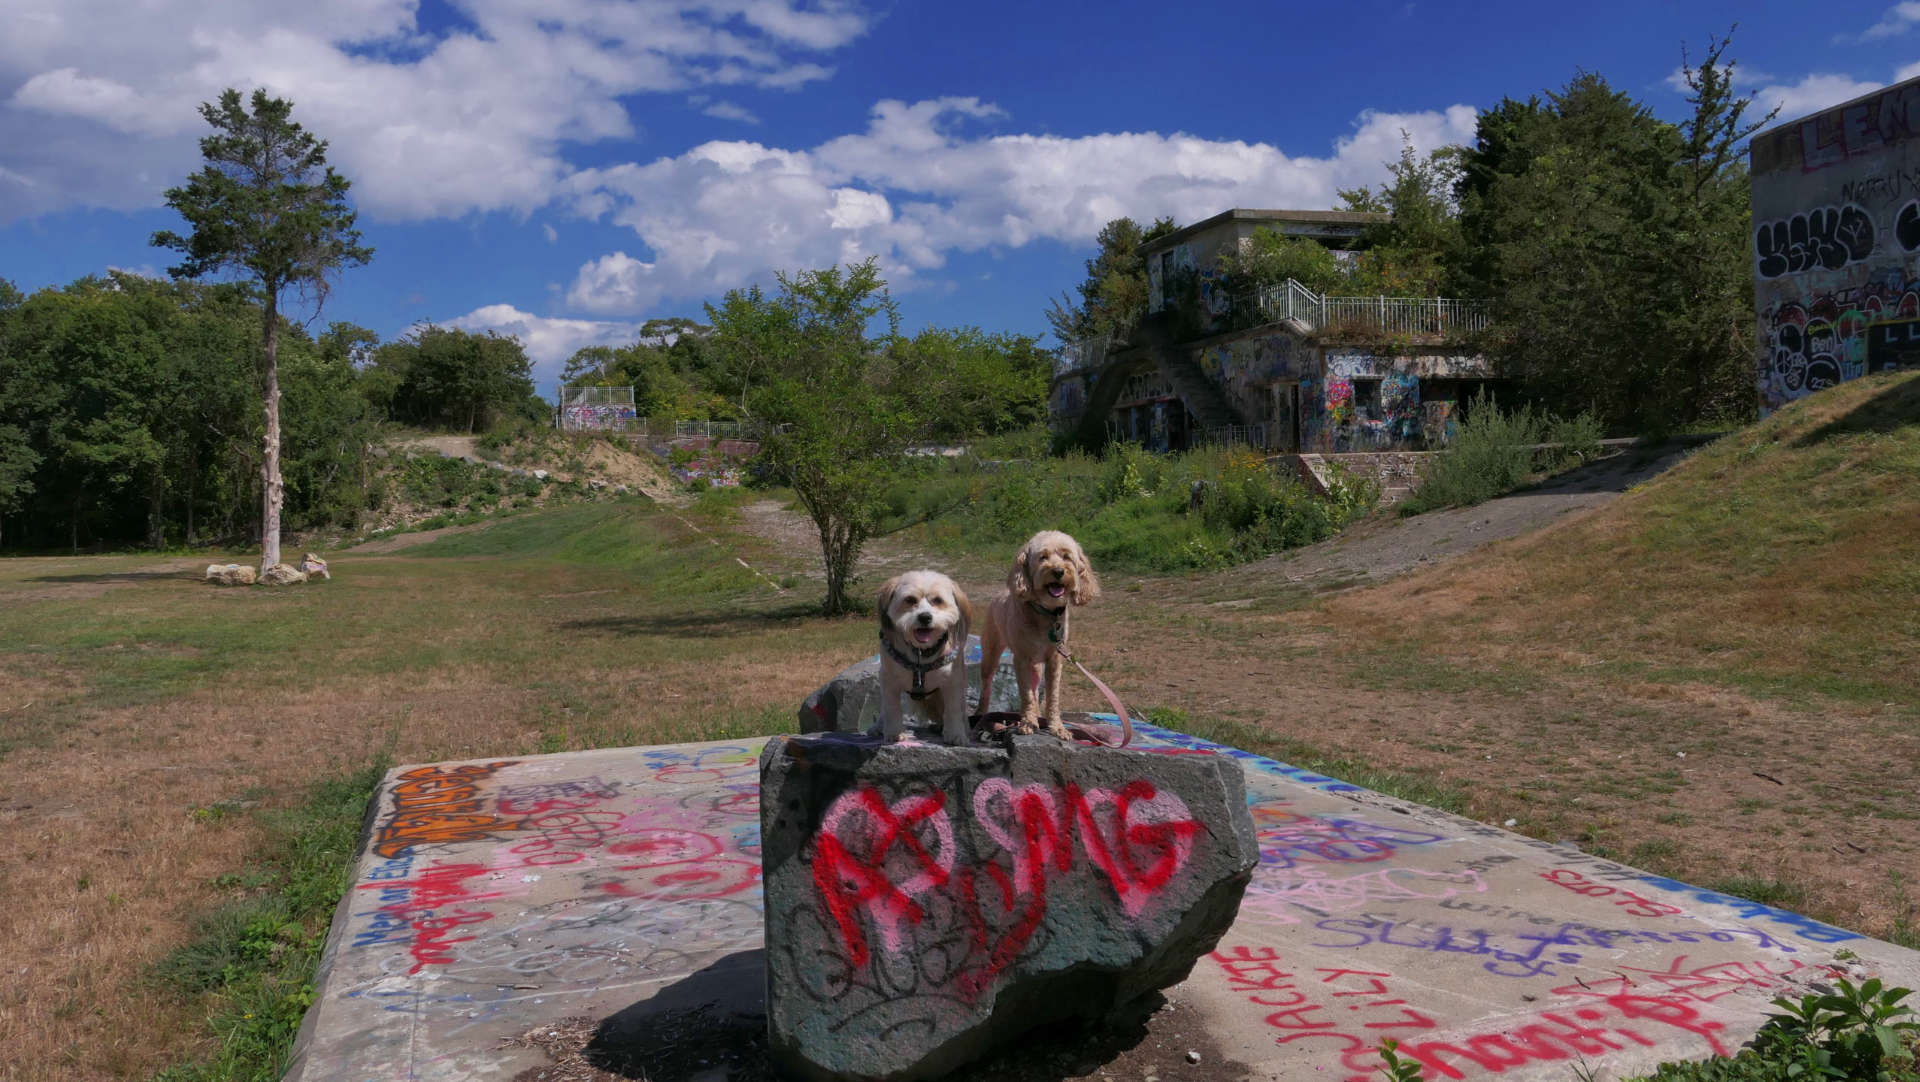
[351,754,764,988]
[808,777,1203,1001]
[1209,946,1739,1082]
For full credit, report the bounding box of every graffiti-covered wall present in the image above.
[1752,77,1920,411]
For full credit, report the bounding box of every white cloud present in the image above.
[1754,74,1886,125]
[542,223,559,244]
[557,97,1481,314]
[1900,60,1920,82]
[443,303,643,388]
[0,0,878,223]
[1843,1,1920,41]
[700,100,762,124]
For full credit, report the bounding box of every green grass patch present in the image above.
[150,759,388,1082]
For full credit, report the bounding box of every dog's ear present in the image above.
[1069,540,1100,605]
[1006,543,1033,599]
[951,582,973,632]
[876,575,902,630]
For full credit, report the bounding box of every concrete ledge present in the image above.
[289,722,1920,1082]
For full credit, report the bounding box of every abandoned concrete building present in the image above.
[1048,209,1496,479]
[1750,74,1920,411]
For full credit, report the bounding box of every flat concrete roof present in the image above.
[289,723,1920,1082]
[1138,209,1389,255]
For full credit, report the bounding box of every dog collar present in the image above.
[1025,599,1066,644]
[880,630,956,699]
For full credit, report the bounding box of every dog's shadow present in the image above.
[578,950,1175,1082]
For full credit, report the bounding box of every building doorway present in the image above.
[1269,382,1301,452]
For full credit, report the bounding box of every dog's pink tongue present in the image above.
[913,628,938,645]
[1046,584,1066,598]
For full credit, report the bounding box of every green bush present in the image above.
[1401,392,1601,514]
[891,443,1375,573]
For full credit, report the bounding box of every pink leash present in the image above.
[970,642,1134,748]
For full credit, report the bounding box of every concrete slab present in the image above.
[289,723,1920,1082]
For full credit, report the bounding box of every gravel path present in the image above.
[1248,439,1708,587]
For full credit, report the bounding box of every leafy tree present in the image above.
[709,259,924,614]
[0,275,374,551]
[558,318,733,421]
[364,326,539,431]
[1462,33,1768,432]
[1339,135,1467,296]
[1455,96,1545,295]
[152,87,372,573]
[1044,216,1178,345]
[1668,29,1777,424]
[0,281,37,546]
[897,327,1052,440]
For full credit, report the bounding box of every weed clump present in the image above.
[1400,392,1602,513]
[890,440,1377,573]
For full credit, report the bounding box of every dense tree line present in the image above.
[0,272,548,552]
[1050,34,1769,433]
[0,273,378,550]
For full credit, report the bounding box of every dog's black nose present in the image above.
[916,612,934,626]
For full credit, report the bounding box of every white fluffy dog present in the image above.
[875,570,973,745]
[977,530,1099,738]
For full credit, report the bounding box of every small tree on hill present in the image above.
[710,259,922,615]
[153,88,372,573]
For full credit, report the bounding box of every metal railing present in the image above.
[1258,280,1491,338]
[1055,332,1111,376]
[1196,423,1270,450]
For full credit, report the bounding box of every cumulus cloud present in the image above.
[556,97,1481,314]
[1841,1,1920,41]
[443,303,644,388]
[1753,74,1886,124]
[0,0,877,222]
[1900,59,1920,82]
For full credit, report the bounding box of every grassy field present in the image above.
[0,371,1916,1082]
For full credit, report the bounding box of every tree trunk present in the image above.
[261,294,284,574]
[147,470,165,550]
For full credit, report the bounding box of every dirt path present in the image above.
[1249,440,1707,587]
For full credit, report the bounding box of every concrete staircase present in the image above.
[1137,315,1243,432]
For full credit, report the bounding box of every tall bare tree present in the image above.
[153,88,371,573]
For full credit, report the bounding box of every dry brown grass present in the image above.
[0,500,873,1082]
[4,376,1917,1080]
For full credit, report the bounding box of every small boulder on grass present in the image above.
[204,564,257,586]
[299,552,330,580]
[260,563,308,586]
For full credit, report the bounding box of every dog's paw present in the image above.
[1013,715,1041,736]
[1044,718,1070,740]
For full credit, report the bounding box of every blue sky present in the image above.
[4,0,1918,393]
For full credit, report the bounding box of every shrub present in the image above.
[1401,392,1600,514]
[890,441,1374,573]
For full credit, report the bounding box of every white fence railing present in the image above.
[1258,280,1491,338]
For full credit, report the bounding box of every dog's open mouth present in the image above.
[1045,583,1067,599]
[910,627,942,647]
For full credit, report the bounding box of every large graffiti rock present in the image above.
[759,732,1260,1082]
[799,634,1018,735]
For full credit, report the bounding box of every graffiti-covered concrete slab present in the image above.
[759,732,1258,1081]
[290,723,1920,1082]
